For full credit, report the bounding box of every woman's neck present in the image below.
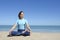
[19,18,24,20]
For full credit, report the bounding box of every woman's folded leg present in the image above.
[22,31,30,36]
[11,31,19,36]
[11,31,24,36]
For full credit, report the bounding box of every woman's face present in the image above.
[20,12,24,19]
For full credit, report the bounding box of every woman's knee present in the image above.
[23,31,30,36]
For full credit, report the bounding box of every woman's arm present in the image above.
[22,23,32,35]
[9,23,17,34]
[26,23,32,35]
[26,23,31,31]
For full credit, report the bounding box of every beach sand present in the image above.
[0,31,60,40]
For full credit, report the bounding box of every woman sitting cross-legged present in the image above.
[8,11,31,36]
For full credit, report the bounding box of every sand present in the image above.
[0,31,60,40]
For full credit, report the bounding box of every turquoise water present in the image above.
[0,25,60,32]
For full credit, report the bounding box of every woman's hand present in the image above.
[9,30,12,35]
[9,23,17,35]
[22,31,26,34]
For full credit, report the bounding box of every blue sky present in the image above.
[0,0,60,25]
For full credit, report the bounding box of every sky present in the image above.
[0,0,60,25]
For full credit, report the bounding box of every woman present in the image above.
[8,11,31,36]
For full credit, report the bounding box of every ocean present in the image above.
[0,25,60,32]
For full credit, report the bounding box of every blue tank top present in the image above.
[16,18,28,30]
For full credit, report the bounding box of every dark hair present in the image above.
[18,11,24,19]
